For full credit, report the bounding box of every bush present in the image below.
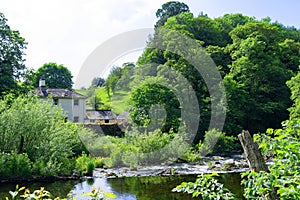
[198,129,238,156]
[173,173,235,199]
[0,152,31,177]
[0,96,91,177]
[75,152,96,176]
[87,127,191,167]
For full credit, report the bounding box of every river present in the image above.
[0,173,244,199]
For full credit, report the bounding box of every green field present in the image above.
[76,86,130,114]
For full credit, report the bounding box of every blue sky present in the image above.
[0,0,299,87]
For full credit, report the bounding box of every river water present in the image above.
[0,173,244,199]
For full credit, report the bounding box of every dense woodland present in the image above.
[102,5,300,142]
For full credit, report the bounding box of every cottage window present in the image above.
[74,99,79,106]
[74,116,79,122]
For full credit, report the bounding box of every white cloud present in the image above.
[1,0,299,88]
[0,0,171,87]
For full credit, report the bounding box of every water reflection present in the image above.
[72,178,136,200]
[0,173,244,200]
[72,173,243,200]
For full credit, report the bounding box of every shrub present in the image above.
[75,152,96,176]
[198,129,238,156]
[0,96,91,177]
[0,152,31,177]
[172,173,235,199]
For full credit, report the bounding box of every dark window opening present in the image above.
[74,116,79,122]
[53,98,58,105]
[74,99,79,106]
[105,119,109,123]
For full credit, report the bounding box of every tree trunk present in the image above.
[238,130,278,200]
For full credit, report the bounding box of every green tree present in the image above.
[91,77,105,87]
[137,11,300,138]
[0,12,27,97]
[227,22,298,133]
[129,77,180,132]
[33,62,73,89]
[105,66,122,96]
[155,1,190,27]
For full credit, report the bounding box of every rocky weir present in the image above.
[93,154,251,178]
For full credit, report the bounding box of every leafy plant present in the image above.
[241,119,300,200]
[172,173,235,200]
[82,187,116,200]
[0,152,31,177]
[6,185,116,200]
[198,129,238,156]
[75,152,96,176]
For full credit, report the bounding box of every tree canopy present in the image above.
[33,62,73,89]
[155,1,190,27]
[128,10,300,140]
[0,12,27,97]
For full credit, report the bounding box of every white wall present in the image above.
[58,98,86,123]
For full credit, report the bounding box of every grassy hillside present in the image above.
[76,86,130,114]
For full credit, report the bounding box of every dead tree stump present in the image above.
[238,130,278,200]
[238,130,268,171]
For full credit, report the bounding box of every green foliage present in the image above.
[242,119,300,199]
[105,66,122,96]
[155,1,190,27]
[75,152,97,176]
[0,96,80,160]
[138,10,300,139]
[239,75,300,199]
[287,70,300,119]
[226,21,299,133]
[85,128,189,167]
[6,185,116,200]
[172,173,235,199]
[0,96,89,177]
[77,86,112,111]
[0,152,31,177]
[198,129,238,156]
[129,77,180,132]
[33,62,73,89]
[0,12,28,97]
[82,187,116,200]
[91,77,105,87]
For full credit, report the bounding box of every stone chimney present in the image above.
[39,78,47,96]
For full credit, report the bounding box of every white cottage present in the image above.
[36,79,87,122]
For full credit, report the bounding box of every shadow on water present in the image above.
[0,173,244,200]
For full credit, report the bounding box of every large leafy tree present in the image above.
[227,22,299,133]
[91,77,105,87]
[155,1,189,27]
[0,12,27,96]
[105,66,122,96]
[130,77,180,132]
[33,62,73,89]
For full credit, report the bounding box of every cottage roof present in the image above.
[86,110,117,120]
[35,88,87,99]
